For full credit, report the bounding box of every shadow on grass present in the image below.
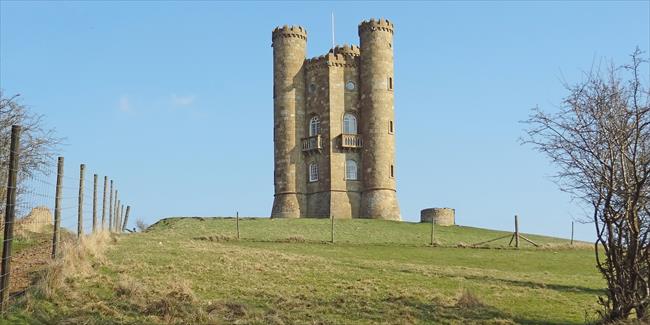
[383,261,604,297]
[383,294,511,323]
[258,291,583,325]
[460,272,605,296]
[349,293,585,325]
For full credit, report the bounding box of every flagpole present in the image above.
[331,12,336,54]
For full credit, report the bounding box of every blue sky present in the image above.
[1,1,648,241]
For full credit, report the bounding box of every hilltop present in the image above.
[6,217,603,324]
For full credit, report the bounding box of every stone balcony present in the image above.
[301,135,322,152]
[341,134,362,149]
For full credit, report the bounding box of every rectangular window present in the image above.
[389,120,394,134]
[309,163,319,182]
[390,164,394,178]
[388,77,393,90]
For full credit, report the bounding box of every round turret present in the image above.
[358,18,400,220]
[272,25,307,42]
[358,18,394,35]
[271,25,307,218]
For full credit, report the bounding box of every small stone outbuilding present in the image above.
[420,208,455,226]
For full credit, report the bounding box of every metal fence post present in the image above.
[52,157,64,259]
[0,125,21,312]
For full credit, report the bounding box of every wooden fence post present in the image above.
[52,157,64,259]
[113,191,118,232]
[0,125,21,312]
[111,196,121,231]
[431,216,435,246]
[119,204,124,233]
[330,215,334,244]
[236,211,240,240]
[92,174,97,233]
[514,215,520,249]
[122,206,130,232]
[101,176,107,230]
[108,180,113,233]
[77,164,85,238]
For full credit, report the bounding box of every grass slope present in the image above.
[6,218,603,324]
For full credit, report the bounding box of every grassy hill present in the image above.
[5,218,604,324]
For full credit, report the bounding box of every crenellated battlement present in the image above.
[304,52,358,71]
[272,25,307,42]
[358,18,394,35]
[327,52,358,68]
[329,44,360,57]
[304,54,328,71]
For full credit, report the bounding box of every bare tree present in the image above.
[1,90,61,217]
[524,49,649,321]
[135,219,149,232]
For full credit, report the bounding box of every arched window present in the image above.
[346,159,358,180]
[309,116,320,136]
[343,113,357,134]
[309,162,319,182]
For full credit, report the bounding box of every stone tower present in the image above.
[358,19,400,219]
[271,25,307,218]
[271,19,400,220]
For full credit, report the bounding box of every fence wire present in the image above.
[1,152,132,311]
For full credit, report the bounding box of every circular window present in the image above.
[309,83,317,93]
[345,81,356,91]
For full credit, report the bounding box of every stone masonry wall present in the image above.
[328,52,361,219]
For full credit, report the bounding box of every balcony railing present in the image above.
[341,134,362,149]
[302,135,322,152]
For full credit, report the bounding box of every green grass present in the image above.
[5,229,51,254]
[151,217,578,247]
[5,218,604,324]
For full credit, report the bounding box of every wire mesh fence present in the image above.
[0,125,134,312]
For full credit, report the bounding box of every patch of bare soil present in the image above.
[8,238,51,297]
[8,235,72,298]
